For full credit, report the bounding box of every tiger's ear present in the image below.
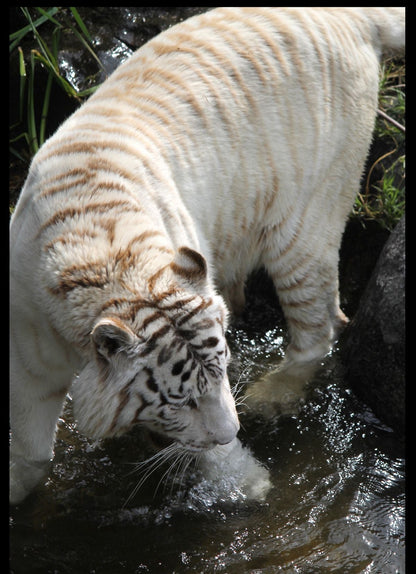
[171,246,208,286]
[91,317,138,361]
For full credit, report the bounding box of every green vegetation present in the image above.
[9,7,104,161]
[352,58,405,231]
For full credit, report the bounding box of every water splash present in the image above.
[197,438,272,502]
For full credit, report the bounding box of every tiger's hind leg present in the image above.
[246,216,348,415]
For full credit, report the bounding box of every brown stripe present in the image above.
[86,156,140,185]
[138,324,172,357]
[171,248,207,282]
[41,139,134,161]
[170,32,257,110]
[244,8,295,75]
[123,230,166,252]
[157,295,195,312]
[282,295,318,308]
[141,67,211,132]
[177,298,212,328]
[43,138,172,194]
[108,300,158,324]
[141,311,165,331]
[277,273,308,293]
[170,264,202,281]
[124,94,194,156]
[43,229,99,252]
[37,174,89,199]
[49,261,110,298]
[288,317,327,331]
[38,200,141,236]
[109,376,138,434]
[147,265,170,294]
[213,16,280,86]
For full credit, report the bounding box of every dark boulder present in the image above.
[341,216,405,433]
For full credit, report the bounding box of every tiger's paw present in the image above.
[243,361,317,417]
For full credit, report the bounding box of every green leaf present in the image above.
[69,7,92,43]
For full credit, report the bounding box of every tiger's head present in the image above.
[71,247,240,452]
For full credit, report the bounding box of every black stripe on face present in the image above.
[172,359,186,376]
[144,368,159,393]
[157,344,174,366]
[181,370,191,383]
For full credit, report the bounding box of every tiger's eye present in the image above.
[203,337,219,348]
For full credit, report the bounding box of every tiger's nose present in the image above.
[212,420,239,446]
[198,390,240,446]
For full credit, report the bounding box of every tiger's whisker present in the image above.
[231,362,252,397]
[171,451,195,492]
[123,443,182,506]
[154,448,188,497]
[127,443,176,478]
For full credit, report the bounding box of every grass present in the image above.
[9,10,405,231]
[9,7,104,161]
[352,58,405,231]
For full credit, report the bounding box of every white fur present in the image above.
[10,7,404,504]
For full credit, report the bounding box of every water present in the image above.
[10,8,404,572]
[10,314,405,574]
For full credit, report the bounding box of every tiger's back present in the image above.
[10,7,405,504]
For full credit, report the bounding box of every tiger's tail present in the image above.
[362,7,405,54]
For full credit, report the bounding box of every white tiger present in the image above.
[10,7,405,504]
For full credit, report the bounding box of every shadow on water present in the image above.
[10,306,405,574]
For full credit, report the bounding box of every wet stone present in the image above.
[341,215,405,434]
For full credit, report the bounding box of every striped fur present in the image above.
[10,7,405,503]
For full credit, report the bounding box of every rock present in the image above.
[341,216,405,433]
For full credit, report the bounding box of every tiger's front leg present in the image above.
[9,320,75,504]
[246,239,348,415]
[9,366,68,504]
